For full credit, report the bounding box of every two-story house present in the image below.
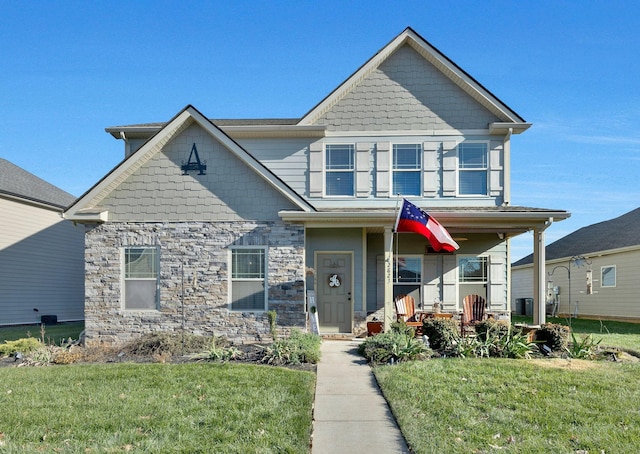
[64,28,568,345]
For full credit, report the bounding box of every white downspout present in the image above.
[533,217,553,325]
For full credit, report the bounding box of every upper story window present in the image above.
[230,247,267,311]
[123,247,159,310]
[458,143,488,195]
[393,144,421,196]
[325,144,354,196]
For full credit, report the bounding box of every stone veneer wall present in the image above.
[84,221,305,346]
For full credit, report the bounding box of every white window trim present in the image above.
[229,246,268,312]
[391,143,422,197]
[324,143,355,198]
[121,246,160,311]
[457,141,489,197]
[601,265,616,288]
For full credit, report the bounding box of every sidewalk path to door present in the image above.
[311,339,410,453]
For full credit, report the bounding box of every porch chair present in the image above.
[460,294,487,336]
[394,294,423,335]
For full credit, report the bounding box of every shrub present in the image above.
[358,330,431,364]
[191,337,243,362]
[0,337,42,356]
[535,323,571,351]
[566,332,602,360]
[421,317,460,350]
[124,332,211,356]
[261,329,321,365]
[453,325,535,359]
[52,347,84,365]
[475,319,510,341]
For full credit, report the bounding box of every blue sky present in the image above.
[2,1,639,261]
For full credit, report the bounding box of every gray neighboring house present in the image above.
[65,27,568,346]
[0,158,84,325]
[512,207,640,322]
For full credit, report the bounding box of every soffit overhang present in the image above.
[279,208,570,237]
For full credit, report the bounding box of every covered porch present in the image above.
[280,207,569,334]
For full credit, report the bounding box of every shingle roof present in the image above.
[0,158,76,209]
[513,207,640,266]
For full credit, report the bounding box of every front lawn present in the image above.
[376,358,640,453]
[512,315,640,352]
[0,363,315,452]
[0,322,84,346]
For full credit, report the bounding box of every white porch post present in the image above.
[384,227,394,331]
[532,219,552,325]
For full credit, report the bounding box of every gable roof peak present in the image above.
[299,26,528,127]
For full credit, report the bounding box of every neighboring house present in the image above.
[64,27,568,345]
[512,208,640,322]
[0,159,84,325]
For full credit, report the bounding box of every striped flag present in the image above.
[394,199,459,252]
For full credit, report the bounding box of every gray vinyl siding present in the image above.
[100,123,299,222]
[313,44,500,131]
[235,138,310,196]
[511,247,640,321]
[0,198,84,325]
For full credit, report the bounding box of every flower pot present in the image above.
[367,321,384,336]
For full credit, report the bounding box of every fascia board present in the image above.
[279,209,570,230]
[65,109,194,220]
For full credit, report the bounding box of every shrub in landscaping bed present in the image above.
[260,329,322,365]
[535,323,571,351]
[475,319,511,341]
[0,337,42,356]
[421,317,459,350]
[358,329,431,364]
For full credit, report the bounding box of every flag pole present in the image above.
[392,195,402,299]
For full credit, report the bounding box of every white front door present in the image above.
[316,252,352,333]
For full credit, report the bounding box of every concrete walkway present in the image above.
[312,340,410,454]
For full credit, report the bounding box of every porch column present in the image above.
[532,219,552,325]
[384,227,394,331]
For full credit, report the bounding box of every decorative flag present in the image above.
[394,199,459,252]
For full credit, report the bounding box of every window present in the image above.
[393,144,421,196]
[601,265,616,287]
[325,144,354,196]
[394,256,422,283]
[459,256,488,282]
[123,247,159,310]
[458,143,488,195]
[231,248,267,311]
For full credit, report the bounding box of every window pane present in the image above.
[394,257,422,283]
[232,281,265,311]
[393,172,420,196]
[232,249,264,279]
[601,266,616,287]
[326,145,354,170]
[459,143,487,168]
[125,248,157,278]
[459,171,487,195]
[393,144,421,169]
[459,257,487,282]
[326,171,354,196]
[125,280,158,309]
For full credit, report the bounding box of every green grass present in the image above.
[0,362,315,453]
[512,315,640,352]
[0,322,84,345]
[375,358,640,453]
